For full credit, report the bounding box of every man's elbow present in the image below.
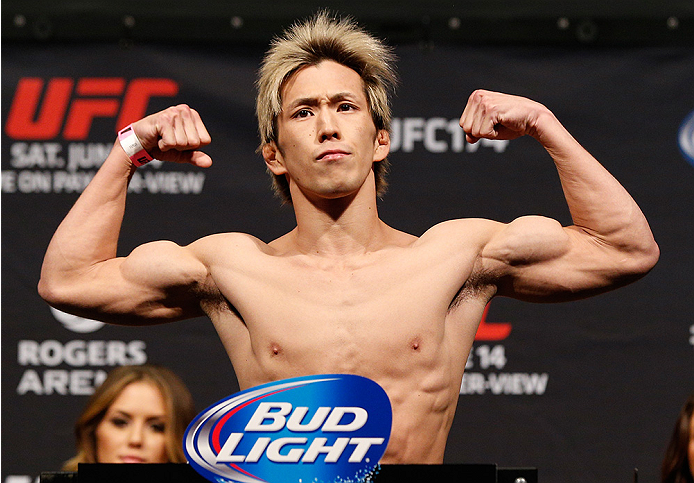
[37,274,75,310]
[640,239,660,273]
[622,239,660,279]
[38,276,60,307]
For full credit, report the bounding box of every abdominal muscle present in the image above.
[208,302,476,465]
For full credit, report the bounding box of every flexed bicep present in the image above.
[483,215,639,302]
[41,240,208,325]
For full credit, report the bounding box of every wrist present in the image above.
[531,109,565,143]
[118,124,153,167]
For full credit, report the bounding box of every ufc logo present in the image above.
[475,303,511,341]
[5,77,179,140]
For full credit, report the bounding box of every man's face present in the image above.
[264,60,389,202]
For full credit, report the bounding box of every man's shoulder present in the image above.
[188,232,275,261]
[417,218,503,248]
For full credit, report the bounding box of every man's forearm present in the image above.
[536,112,659,264]
[38,140,135,302]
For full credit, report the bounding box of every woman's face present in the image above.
[688,412,694,478]
[95,381,169,463]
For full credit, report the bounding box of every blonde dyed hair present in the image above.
[62,365,196,471]
[256,11,398,203]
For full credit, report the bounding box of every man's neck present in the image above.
[288,186,389,258]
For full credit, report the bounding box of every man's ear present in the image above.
[262,143,287,175]
[373,130,390,163]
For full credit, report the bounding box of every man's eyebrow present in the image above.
[286,92,357,110]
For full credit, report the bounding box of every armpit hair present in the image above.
[448,264,498,312]
[196,279,243,322]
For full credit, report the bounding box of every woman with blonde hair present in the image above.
[62,364,196,470]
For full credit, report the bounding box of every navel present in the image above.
[270,343,281,356]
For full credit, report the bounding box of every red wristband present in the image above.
[118,124,153,167]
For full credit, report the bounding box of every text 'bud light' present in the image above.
[184,374,392,483]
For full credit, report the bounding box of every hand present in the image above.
[459,90,551,144]
[130,105,212,167]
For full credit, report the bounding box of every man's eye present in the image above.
[294,109,311,118]
[338,103,355,111]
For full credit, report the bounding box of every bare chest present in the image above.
[241,261,447,344]
[205,254,478,384]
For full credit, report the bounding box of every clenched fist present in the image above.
[459,90,554,145]
[130,104,212,167]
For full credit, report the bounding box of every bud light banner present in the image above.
[184,375,392,483]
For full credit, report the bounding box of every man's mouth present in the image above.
[317,150,349,161]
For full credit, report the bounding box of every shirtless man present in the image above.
[38,13,659,464]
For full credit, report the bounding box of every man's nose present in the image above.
[317,109,340,141]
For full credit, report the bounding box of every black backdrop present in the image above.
[2,37,693,483]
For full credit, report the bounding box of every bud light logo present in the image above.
[184,374,392,483]
[679,110,694,168]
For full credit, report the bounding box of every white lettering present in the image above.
[69,369,94,395]
[44,370,69,395]
[63,340,87,366]
[286,406,331,432]
[215,433,245,462]
[460,372,486,395]
[245,437,271,463]
[322,407,367,432]
[106,341,127,365]
[302,437,350,463]
[126,340,147,364]
[16,369,42,395]
[424,117,448,153]
[447,118,465,152]
[347,437,385,463]
[10,142,64,168]
[87,340,106,365]
[401,118,425,152]
[67,143,110,172]
[476,344,507,370]
[141,172,205,194]
[17,340,147,367]
[214,435,385,464]
[17,170,51,193]
[390,117,510,154]
[266,437,306,463]
[488,373,549,395]
[245,402,293,431]
[39,340,64,367]
[16,369,108,395]
[53,171,95,193]
[2,171,17,192]
[17,340,40,366]
[128,171,143,193]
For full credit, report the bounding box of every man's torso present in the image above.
[191,220,497,463]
